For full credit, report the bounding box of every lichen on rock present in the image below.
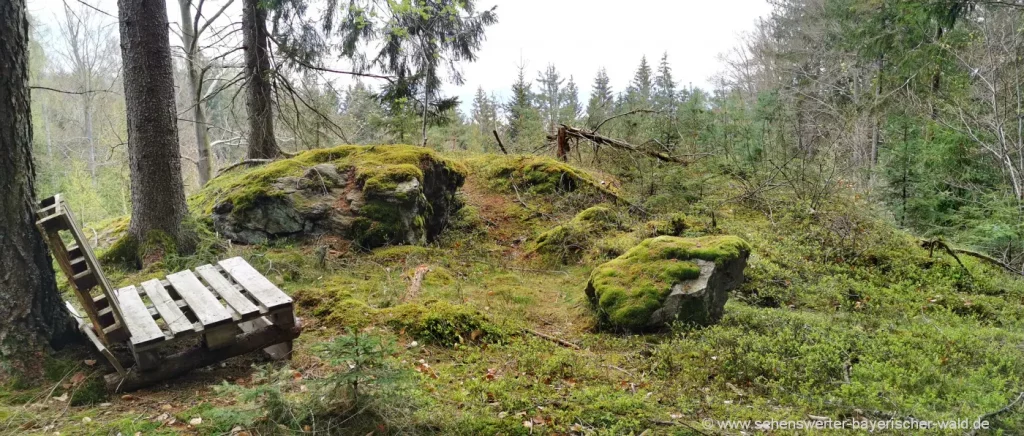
[191,145,466,248]
[585,235,751,331]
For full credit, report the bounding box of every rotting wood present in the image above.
[403,264,430,302]
[556,126,569,162]
[105,322,302,392]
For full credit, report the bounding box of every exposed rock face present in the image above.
[584,235,750,331]
[195,145,465,248]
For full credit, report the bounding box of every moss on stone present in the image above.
[191,144,465,218]
[587,235,751,331]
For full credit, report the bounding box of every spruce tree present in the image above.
[586,67,614,129]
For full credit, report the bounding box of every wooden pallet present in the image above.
[35,195,301,391]
[118,257,296,370]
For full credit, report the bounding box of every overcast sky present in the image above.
[27,0,771,113]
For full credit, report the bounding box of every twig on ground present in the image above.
[966,391,1024,436]
[217,158,273,175]
[522,328,581,350]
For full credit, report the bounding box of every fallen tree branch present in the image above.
[560,124,689,165]
[217,158,273,175]
[966,391,1024,436]
[522,328,580,350]
[920,238,969,274]
[403,264,430,303]
[492,129,508,155]
[921,238,1023,277]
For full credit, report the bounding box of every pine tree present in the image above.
[585,67,614,129]
[535,64,564,133]
[654,52,677,111]
[627,56,654,108]
[471,86,498,151]
[506,63,538,146]
[560,76,582,126]
[654,52,680,148]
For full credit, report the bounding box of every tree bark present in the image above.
[0,0,77,379]
[179,0,214,185]
[242,0,279,159]
[118,0,192,252]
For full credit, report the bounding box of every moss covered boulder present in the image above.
[192,145,465,248]
[585,235,751,331]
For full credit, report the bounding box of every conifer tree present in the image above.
[586,67,614,129]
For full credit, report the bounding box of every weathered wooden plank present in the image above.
[238,316,292,360]
[195,265,260,318]
[66,302,125,376]
[115,286,165,347]
[166,270,232,328]
[140,279,194,336]
[218,257,293,310]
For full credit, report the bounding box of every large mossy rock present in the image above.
[584,235,751,331]
[191,145,465,248]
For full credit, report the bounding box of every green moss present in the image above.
[465,155,620,197]
[98,233,139,268]
[644,213,699,237]
[587,235,751,331]
[532,206,626,264]
[382,301,504,346]
[326,297,376,329]
[371,245,437,262]
[70,376,107,406]
[190,144,465,219]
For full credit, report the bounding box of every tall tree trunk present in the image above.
[178,0,214,185]
[118,0,192,254]
[869,55,884,189]
[84,93,96,185]
[0,0,77,378]
[242,0,279,159]
[421,79,430,147]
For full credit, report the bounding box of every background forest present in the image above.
[30,0,1024,272]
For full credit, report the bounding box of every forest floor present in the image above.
[2,150,1024,435]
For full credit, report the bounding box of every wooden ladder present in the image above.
[35,194,128,347]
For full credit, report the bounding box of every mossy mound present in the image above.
[532,206,628,263]
[381,301,503,347]
[190,145,466,248]
[298,289,503,347]
[585,235,751,331]
[465,155,620,198]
